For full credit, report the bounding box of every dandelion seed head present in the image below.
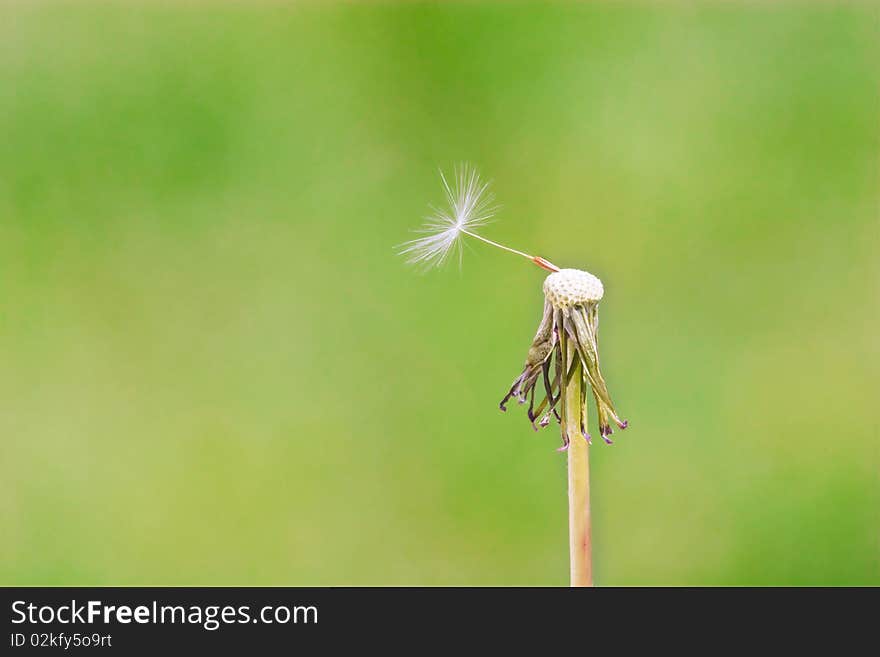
[501,267,626,450]
[399,164,497,269]
[543,269,604,308]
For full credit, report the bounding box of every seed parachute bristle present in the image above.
[398,164,497,270]
[398,164,559,273]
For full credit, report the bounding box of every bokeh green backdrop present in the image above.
[1,2,878,585]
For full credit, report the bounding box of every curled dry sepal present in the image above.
[500,268,628,450]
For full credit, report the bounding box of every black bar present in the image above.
[1,587,873,652]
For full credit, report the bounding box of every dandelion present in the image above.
[500,268,628,449]
[501,268,628,587]
[400,165,628,587]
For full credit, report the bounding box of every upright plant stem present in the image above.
[565,360,592,587]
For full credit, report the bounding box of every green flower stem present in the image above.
[565,357,592,587]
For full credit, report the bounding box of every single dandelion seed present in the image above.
[398,163,559,272]
[399,166,629,587]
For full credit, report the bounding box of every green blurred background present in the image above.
[1,1,878,586]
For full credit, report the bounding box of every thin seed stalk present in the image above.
[565,350,592,587]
